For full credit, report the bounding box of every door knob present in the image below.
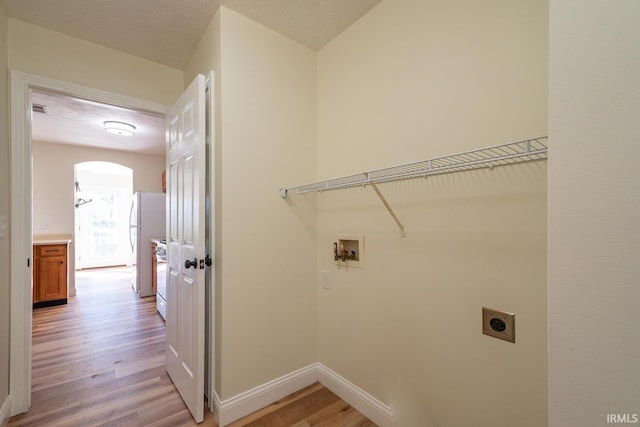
[184,258,197,269]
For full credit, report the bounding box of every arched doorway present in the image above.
[74,161,133,270]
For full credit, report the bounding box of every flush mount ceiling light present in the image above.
[103,121,136,136]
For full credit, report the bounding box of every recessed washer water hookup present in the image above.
[334,234,364,268]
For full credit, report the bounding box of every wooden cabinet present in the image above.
[33,243,68,308]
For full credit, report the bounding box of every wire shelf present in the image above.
[280,136,548,197]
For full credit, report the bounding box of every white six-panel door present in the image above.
[165,74,206,423]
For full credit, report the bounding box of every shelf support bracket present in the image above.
[369,181,406,237]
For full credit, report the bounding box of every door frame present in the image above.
[9,71,170,415]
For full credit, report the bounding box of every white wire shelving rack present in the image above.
[279,136,548,236]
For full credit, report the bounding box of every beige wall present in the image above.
[219,8,316,399]
[186,6,317,399]
[0,1,10,414]
[7,19,183,105]
[183,10,220,89]
[548,1,640,425]
[315,0,547,426]
[32,142,164,236]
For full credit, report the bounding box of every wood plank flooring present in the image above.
[9,266,204,427]
[8,266,375,427]
[229,383,376,427]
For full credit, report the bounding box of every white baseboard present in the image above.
[216,364,318,426]
[214,363,394,427]
[212,390,222,425]
[317,364,395,427]
[0,395,12,427]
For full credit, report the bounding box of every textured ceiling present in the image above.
[2,0,382,69]
[31,90,166,156]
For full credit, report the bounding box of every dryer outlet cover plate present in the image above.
[482,307,515,343]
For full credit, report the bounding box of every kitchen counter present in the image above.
[33,234,72,245]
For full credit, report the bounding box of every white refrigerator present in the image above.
[129,192,166,297]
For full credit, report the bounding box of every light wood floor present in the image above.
[9,266,375,427]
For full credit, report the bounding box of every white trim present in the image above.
[9,70,34,416]
[214,363,394,426]
[212,390,222,425]
[216,364,318,426]
[317,364,395,427]
[205,71,217,415]
[9,70,170,416]
[0,395,12,426]
[13,71,170,114]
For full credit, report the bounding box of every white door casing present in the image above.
[165,74,207,423]
[9,70,213,422]
[8,71,169,416]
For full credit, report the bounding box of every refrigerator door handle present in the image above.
[129,200,136,252]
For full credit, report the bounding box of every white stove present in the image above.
[155,239,167,320]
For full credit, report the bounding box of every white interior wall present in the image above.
[32,142,164,236]
[7,19,183,105]
[548,0,640,425]
[217,8,317,399]
[185,6,318,401]
[314,0,548,425]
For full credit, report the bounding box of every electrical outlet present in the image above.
[482,307,515,343]
[321,271,330,289]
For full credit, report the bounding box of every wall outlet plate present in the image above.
[321,271,330,289]
[0,215,6,239]
[482,307,515,343]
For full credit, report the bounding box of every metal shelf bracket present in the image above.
[369,181,406,237]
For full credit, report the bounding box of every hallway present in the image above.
[8,267,375,427]
[9,266,213,426]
